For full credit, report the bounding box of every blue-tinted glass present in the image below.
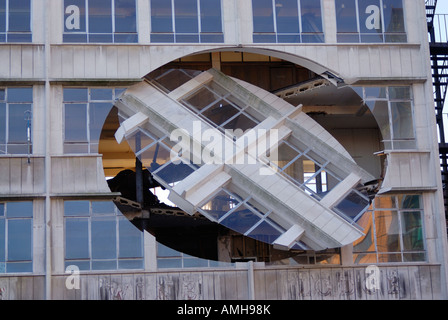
[8,0,30,32]
[92,201,115,215]
[157,258,182,268]
[0,89,5,100]
[252,0,275,32]
[7,33,32,43]
[200,0,222,33]
[151,0,173,32]
[90,102,113,145]
[64,201,90,216]
[90,88,113,101]
[200,33,223,43]
[65,104,88,142]
[183,257,209,268]
[154,162,195,185]
[358,0,382,33]
[7,262,32,273]
[91,218,117,259]
[7,202,32,218]
[175,0,198,33]
[65,260,90,271]
[118,259,143,269]
[383,0,405,34]
[157,243,180,257]
[248,220,282,244]
[8,219,32,261]
[301,0,322,33]
[63,33,88,42]
[221,204,261,234]
[119,219,142,258]
[63,88,88,102]
[0,203,3,217]
[151,33,174,42]
[65,218,89,259]
[8,104,30,143]
[8,88,32,103]
[0,219,5,262]
[114,33,138,43]
[335,191,370,221]
[276,0,299,33]
[0,103,5,143]
[335,0,358,33]
[92,260,116,270]
[64,0,87,32]
[89,0,112,33]
[88,34,113,43]
[115,0,137,33]
[0,0,5,32]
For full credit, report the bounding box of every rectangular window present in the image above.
[252,0,324,43]
[356,86,415,150]
[150,0,223,43]
[63,0,137,43]
[63,87,125,154]
[0,87,33,155]
[335,0,407,43]
[64,200,144,271]
[353,195,426,264]
[0,201,33,273]
[0,0,32,43]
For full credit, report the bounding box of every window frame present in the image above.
[63,0,138,43]
[0,0,32,43]
[64,200,144,271]
[149,0,224,43]
[0,201,34,274]
[252,0,325,43]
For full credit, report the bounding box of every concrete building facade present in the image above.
[0,0,447,300]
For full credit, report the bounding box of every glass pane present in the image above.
[0,0,5,32]
[0,103,5,144]
[383,0,405,33]
[125,130,156,154]
[118,259,143,269]
[90,102,113,146]
[247,220,282,244]
[157,242,180,257]
[119,218,142,258]
[92,260,116,270]
[0,219,5,262]
[375,210,400,252]
[174,0,198,33]
[269,142,300,169]
[7,87,32,103]
[139,143,172,170]
[353,210,375,252]
[365,100,390,142]
[63,88,88,102]
[115,0,137,33]
[89,0,113,33]
[6,262,32,273]
[398,195,421,209]
[91,218,117,259]
[154,161,195,186]
[300,0,323,33]
[358,0,382,33]
[375,196,396,209]
[65,104,88,142]
[202,100,239,126]
[90,88,113,101]
[92,201,115,215]
[221,204,261,234]
[200,189,241,221]
[335,190,370,221]
[200,0,222,33]
[276,0,299,34]
[151,0,173,32]
[401,211,423,251]
[183,87,220,112]
[0,203,3,217]
[390,102,414,140]
[8,0,30,32]
[222,113,257,131]
[252,0,275,33]
[64,0,87,32]
[65,218,89,259]
[389,86,411,100]
[8,104,30,143]
[64,200,90,216]
[7,201,32,218]
[8,219,32,261]
[335,0,358,33]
